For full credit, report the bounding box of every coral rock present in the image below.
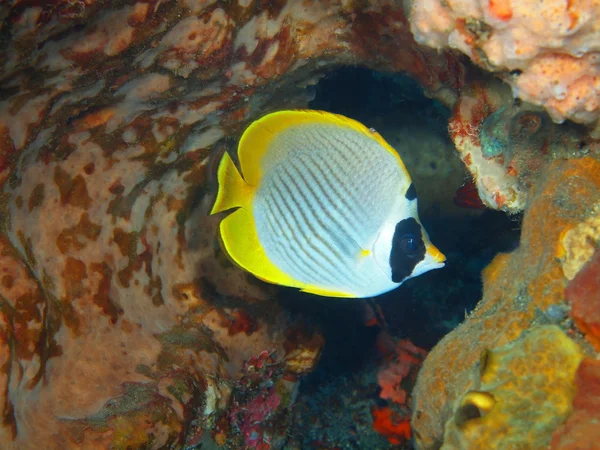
[412,157,600,449]
[560,208,600,280]
[448,79,599,212]
[0,1,465,448]
[448,80,528,212]
[565,249,600,351]
[372,406,412,446]
[410,0,600,131]
[377,339,427,406]
[442,325,583,449]
[551,358,600,450]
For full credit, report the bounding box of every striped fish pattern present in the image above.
[254,123,403,295]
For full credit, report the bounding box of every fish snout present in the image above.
[426,243,446,265]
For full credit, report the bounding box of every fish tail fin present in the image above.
[210,149,303,290]
[211,151,253,214]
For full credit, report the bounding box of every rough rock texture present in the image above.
[0,1,465,449]
[441,325,583,449]
[565,249,600,351]
[412,157,600,449]
[551,358,600,450]
[410,0,600,133]
[561,211,600,280]
[447,77,599,212]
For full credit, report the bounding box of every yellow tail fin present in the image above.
[211,151,253,214]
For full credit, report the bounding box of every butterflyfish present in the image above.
[210,110,446,298]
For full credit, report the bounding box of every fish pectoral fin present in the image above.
[219,207,302,288]
[322,217,366,257]
[332,230,372,263]
[300,285,354,298]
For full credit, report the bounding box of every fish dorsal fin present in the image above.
[238,110,410,186]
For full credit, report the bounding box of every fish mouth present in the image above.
[426,243,446,265]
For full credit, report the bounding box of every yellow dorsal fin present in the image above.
[238,109,411,186]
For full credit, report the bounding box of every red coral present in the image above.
[551,359,600,449]
[454,179,486,209]
[565,249,600,350]
[372,336,426,445]
[376,337,427,406]
[229,350,282,449]
[372,406,412,445]
[227,308,258,336]
[233,389,281,450]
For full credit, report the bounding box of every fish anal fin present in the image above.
[219,207,303,289]
[300,286,354,298]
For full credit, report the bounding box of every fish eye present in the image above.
[400,234,419,255]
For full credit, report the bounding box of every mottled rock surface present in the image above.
[412,158,600,449]
[0,1,463,448]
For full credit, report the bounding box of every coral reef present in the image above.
[2,0,599,448]
[442,325,583,449]
[410,0,600,133]
[373,335,427,445]
[412,157,600,449]
[561,206,600,280]
[0,1,465,448]
[372,406,412,446]
[377,338,426,407]
[288,366,395,449]
[448,78,598,212]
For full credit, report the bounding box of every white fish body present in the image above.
[211,110,445,298]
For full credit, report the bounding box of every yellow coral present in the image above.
[560,204,600,280]
[441,326,583,450]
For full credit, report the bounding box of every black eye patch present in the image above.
[390,217,425,282]
[405,183,417,201]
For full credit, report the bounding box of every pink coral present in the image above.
[235,390,281,449]
[372,335,426,445]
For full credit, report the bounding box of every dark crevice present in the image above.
[284,66,522,448]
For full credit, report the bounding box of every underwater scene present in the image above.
[0,1,599,449]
